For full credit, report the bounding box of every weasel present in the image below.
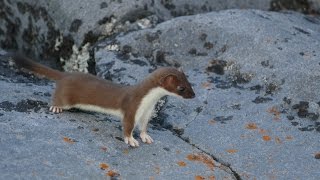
[12,55,195,147]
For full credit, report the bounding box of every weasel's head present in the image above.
[157,67,195,99]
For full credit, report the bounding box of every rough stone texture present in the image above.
[1,2,320,180]
[1,0,320,73]
[94,10,320,179]
[0,54,235,179]
[270,0,320,14]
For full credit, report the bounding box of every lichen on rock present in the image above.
[61,43,90,73]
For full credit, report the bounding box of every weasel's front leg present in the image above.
[138,117,153,144]
[140,131,154,144]
[123,115,139,147]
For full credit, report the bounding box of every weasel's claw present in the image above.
[50,106,63,113]
[140,132,154,144]
[124,136,139,147]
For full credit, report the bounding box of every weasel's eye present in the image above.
[177,86,185,92]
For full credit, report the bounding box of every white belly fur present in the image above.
[73,104,124,119]
[134,87,178,126]
[64,87,178,127]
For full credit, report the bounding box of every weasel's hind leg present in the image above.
[50,86,71,114]
[49,106,63,113]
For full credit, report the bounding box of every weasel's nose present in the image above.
[189,92,195,99]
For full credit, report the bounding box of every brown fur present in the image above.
[12,55,195,146]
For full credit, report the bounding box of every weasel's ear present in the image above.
[178,67,183,72]
[159,74,177,86]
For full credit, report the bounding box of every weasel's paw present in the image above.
[140,132,154,144]
[49,106,63,113]
[124,136,139,147]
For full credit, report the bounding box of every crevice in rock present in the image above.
[152,100,241,179]
[160,123,242,179]
[185,90,209,128]
[179,137,241,180]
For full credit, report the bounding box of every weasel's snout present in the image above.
[184,91,195,99]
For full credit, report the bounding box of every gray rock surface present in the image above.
[1,0,319,71]
[94,9,320,179]
[0,55,235,179]
[1,3,320,180]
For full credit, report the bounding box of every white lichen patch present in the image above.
[105,44,119,51]
[137,18,151,29]
[54,35,63,51]
[8,57,14,67]
[61,43,90,73]
[102,17,117,36]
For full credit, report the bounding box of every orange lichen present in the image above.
[194,175,215,180]
[285,136,293,140]
[262,135,271,141]
[63,137,75,144]
[246,123,258,129]
[106,170,119,177]
[267,107,281,120]
[100,163,109,170]
[187,153,215,170]
[177,161,187,167]
[195,175,205,180]
[259,128,268,134]
[226,149,238,154]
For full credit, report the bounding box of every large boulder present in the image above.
[0,52,236,179]
[94,9,320,179]
[1,0,320,178]
[1,0,319,73]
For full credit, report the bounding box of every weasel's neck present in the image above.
[133,86,171,125]
[134,73,178,100]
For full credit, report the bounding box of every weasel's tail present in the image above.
[12,55,65,81]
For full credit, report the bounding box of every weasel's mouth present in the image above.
[183,93,195,99]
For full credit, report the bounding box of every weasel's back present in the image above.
[55,72,128,109]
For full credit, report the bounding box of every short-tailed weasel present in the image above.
[12,55,195,147]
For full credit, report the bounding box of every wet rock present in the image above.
[298,126,314,131]
[0,101,15,112]
[15,99,48,113]
[287,115,295,120]
[252,96,273,103]
[283,97,292,105]
[292,101,309,110]
[206,60,227,75]
[213,116,233,124]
